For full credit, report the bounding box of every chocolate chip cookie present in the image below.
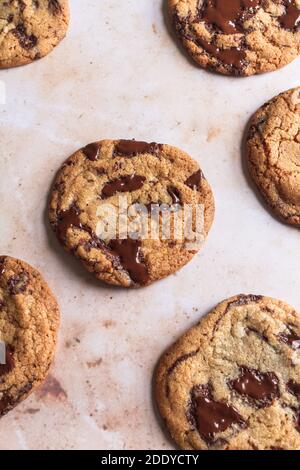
[49,139,215,288]
[155,294,300,450]
[247,87,300,226]
[0,0,69,69]
[0,256,60,417]
[168,1,300,76]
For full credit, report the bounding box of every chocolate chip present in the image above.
[188,384,246,443]
[82,142,100,161]
[101,175,146,198]
[167,186,182,205]
[113,140,161,157]
[279,1,300,31]
[0,344,14,376]
[56,205,82,242]
[194,0,263,71]
[185,170,203,190]
[199,0,261,35]
[8,271,29,295]
[12,24,38,50]
[278,326,300,349]
[108,239,149,285]
[228,367,280,407]
[287,380,300,398]
[196,36,246,71]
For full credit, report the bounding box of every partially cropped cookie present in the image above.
[155,294,300,450]
[0,256,59,417]
[247,87,300,226]
[49,140,215,288]
[0,0,69,68]
[168,1,300,76]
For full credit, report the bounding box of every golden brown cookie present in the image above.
[49,139,215,288]
[247,87,300,226]
[0,0,69,69]
[168,1,300,76]
[155,294,300,450]
[0,256,60,417]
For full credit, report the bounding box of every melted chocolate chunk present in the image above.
[101,175,146,198]
[287,380,300,397]
[0,344,14,376]
[199,0,261,34]
[196,36,246,70]
[82,142,100,161]
[185,170,202,190]
[188,384,246,443]
[8,271,29,295]
[56,206,82,241]
[108,239,149,285]
[12,24,38,50]
[279,0,300,30]
[114,140,161,156]
[229,367,279,407]
[278,326,300,349]
[167,186,182,205]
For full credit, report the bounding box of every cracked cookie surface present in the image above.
[155,294,300,450]
[247,87,300,225]
[49,139,215,288]
[0,256,60,417]
[168,0,300,76]
[0,0,69,68]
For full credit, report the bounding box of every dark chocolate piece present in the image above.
[167,186,182,205]
[279,1,300,31]
[56,206,82,242]
[114,140,161,157]
[101,175,146,198]
[8,272,29,295]
[279,326,300,349]
[82,143,100,161]
[12,24,38,50]
[108,239,149,285]
[188,384,246,442]
[185,170,202,190]
[199,0,261,34]
[287,380,300,398]
[229,367,280,407]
